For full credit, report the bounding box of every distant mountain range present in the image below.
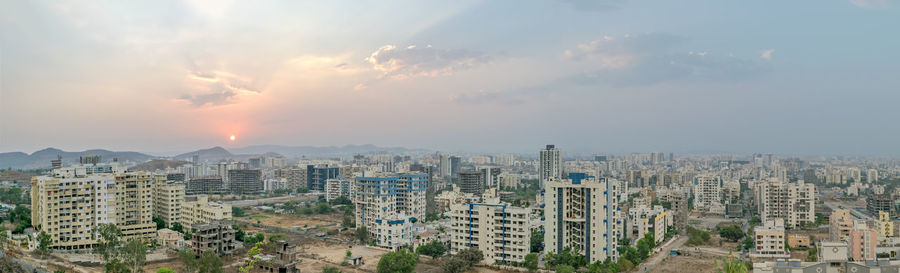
[0,148,155,170]
[0,144,428,170]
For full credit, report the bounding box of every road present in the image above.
[638,236,688,273]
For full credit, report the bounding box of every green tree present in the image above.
[0,224,8,250]
[714,254,748,273]
[530,230,544,253]
[232,207,246,217]
[198,249,224,273]
[156,268,175,273]
[234,225,245,242]
[342,216,353,228]
[376,250,418,273]
[37,231,52,256]
[416,241,447,259]
[456,248,483,267]
[523,253,539,272]
[170,222,184,233]
[546,247,586,268]
[617,258,634,272]
[105,259,131,273]
[718,226,744,242]
[95,224,123,263]
[555,264,576,273]
[244,232,265,245]
[239,242,264,273]
[122,238,148,273]
[152,216,166,230]
[355,227,368,244]
[177,250,199,273]
[439,257,468,273]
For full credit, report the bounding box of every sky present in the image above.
[1,0,899,156]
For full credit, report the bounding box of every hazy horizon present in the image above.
[2,0,899,156]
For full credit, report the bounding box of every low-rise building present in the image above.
[157,228,184,248]
[181,195,232,231]
[787,234,810,249]
[751,219,789,258]
[256,241,299,273]
[191,222,236,257]
[626,205,671,245]
[876,211,895,239]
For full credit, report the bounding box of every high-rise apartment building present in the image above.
[479,167,501,189]
[692,174,722,210]
[181,195,232,231]
[307,164,340,192]
[354,173,427,250]
[830,209,854,241]
[458,171,484,195]
[186,176,225,195]
[755,178,816,228]
[848,220,877,261]
[866,169,879,184]
[228,169,262,194]
[866,194,894,217]
[440,155,461,180]
[498,173,521,189]
[543,174,621,264]
[325,178,352,202]
[449,195,531,264]
[539,145,562,185]
[153,174,185,228]
[31,166,156,250]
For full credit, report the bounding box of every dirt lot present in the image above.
[235,209,340,229]
[651,254,720,273]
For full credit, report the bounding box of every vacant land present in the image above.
[234,209,340,229]
[651,254,720,273]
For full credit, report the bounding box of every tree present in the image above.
[355,227,368,244]
[170,222,184,233]
[545,247,586,268]
[198,249,224,273]
[718,226,744,242]
[617,258,634,272]
[152,216,166,230]
[297,187,310,194]
[456,248,483,267]
[105,259,131,273]
[37,231,52,256]
[177,250,199,273]
[156,268,175,273]
[523,253,539,272]
[416,241,447,259]
[376,250,418,273]
[0,224,8,250]
[342,216,352,228]
[244,232,265,245]
[714,254,748,273]
[530,230,544,253]
[239,242,264,273]
[555,264,575,273]
[95,224,123,263]
[234,225,245,242]
[232,207,246,217]
[440,257,468,273]
[122,238,148,273]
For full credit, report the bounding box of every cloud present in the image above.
[179,68,261,107]
[760,49,775,60]
[454,33,773,104]
[849,0,894,8]
[365,45,492,79]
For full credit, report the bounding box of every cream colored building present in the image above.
[180,195,232,231]
[830,209,854,241]
[876,211,895,238]
[692,174,721,210]
[755,178,816,229]
[626,205,671,245]
[544,175,621,264]
[153,174,185,228]
[498,173,520,189]
[31,166,155,250]
[751,219,789,258]
[448,196,531,264]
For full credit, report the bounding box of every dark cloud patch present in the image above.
[179,82,237,107]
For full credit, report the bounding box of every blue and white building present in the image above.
[543,173,621,263]
[354,172,427,250]
[449,190,532,264]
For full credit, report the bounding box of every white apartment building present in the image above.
[544,174,621,264]
[354,173,427,250]
[539,145,562,185]
[498,173,520,189]
[449,196,531,264]
[180,195,232,231]
[626,205,671,245]
[692,174,722,210]
[31,166,155,250]
[755,178,816,229]
[325,178,352,202]
[751,219,789,258]
[152,174,185,228]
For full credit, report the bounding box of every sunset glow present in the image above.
[230,135,236,141]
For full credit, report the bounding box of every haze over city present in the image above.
[2,0,899,155]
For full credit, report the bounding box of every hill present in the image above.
[0,148,155,170]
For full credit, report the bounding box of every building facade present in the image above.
[307,164,340,192]
[751,219,789,258]
[458,171,484,195]
[848,220,878,261]
[228,169,262,194]
[539,145,562,185]
[693,174,722,210]
[755,178,816,229]
[153,174,185,228]
[325,178,352,202]
[181,195,232,231]
[448,197,531,264]
[354,173,427,250]
[543,174,621,264]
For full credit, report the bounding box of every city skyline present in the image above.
[2,0,900,155]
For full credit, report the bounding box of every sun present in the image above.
[229,135,236,141]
